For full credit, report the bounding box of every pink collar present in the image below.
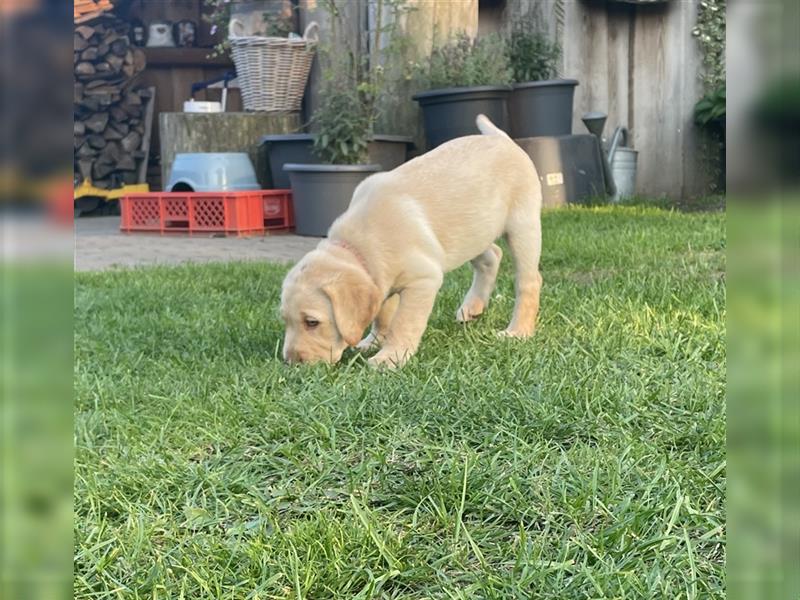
[329,239,371,277]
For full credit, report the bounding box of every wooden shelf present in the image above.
[143,47,233,68]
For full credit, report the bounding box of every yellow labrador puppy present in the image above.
[281,114,542,368]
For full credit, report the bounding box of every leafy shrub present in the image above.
[691,0,726,91]
[505,24,560,83]
[312,0,411,164]
[420,32,512,89]
[694,86,725,127]
[312,81,372,164]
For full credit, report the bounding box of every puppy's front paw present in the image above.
[456,297,486,323]
[367,347,411,370]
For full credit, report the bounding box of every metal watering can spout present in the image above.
[607,126,629,165]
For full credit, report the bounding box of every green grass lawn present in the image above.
[75,205,726,599]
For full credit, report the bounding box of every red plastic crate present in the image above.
[262,189,294,231]
[120,191,271,235]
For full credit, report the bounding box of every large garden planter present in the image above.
[284,163,381,236]
[515,135,606,208]
[509,79,579,138]
[260,134,412,188]
[412,86,511,149]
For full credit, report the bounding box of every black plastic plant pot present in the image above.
[509,79,579,138]
[259,134,315,189]
[260,134,412,189]
[368,135,414,173]
[412,86,512,149]
[284,163,382,237]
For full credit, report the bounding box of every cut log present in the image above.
[86,79,112,90]
[85,85,120,96]
[123,91,142,106]
[120,131,141,153]
[112,121,129,135]
[124,105,142,118]
[102,30,120,45]
[109,106,127,122]
[100,141,121,163]
[78,159,93,180]
[73,16,152,189]
[106,54,124,72]
[103,126,123,140]
[81,46,99,61]
[84,112,109,133]
[74,35,89,51]
[80,96,101,112]
[92,162,116,180]
[76,143,95,158]
[75,62,96,76]
[87,134,107,149]
[116,155,137,171]
[75,25,95,39]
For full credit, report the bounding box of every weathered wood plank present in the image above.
[559,0,709,198]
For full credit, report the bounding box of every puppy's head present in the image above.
[280,249,380,364]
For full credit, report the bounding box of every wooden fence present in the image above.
[298,0,713,199]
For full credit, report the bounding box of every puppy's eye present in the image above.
[304,318,320,330]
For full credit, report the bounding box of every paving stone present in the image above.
[75,216,320,271]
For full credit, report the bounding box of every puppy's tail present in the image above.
[476,114,511,139]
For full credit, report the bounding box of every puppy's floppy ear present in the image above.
[322,267,380,347]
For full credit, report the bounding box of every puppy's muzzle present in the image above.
[284,348,306,364]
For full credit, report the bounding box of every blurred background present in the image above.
[1,0,799,598]
[1,1,73,598]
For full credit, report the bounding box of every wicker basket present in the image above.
[229,20,318,113]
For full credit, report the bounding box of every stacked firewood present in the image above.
[74,0,114,22]
[73,17,151,189]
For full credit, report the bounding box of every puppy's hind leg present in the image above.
[502,207,542,338]
[456,244,503,322]
[356,293,399,351]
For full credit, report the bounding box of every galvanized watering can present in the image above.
[582,112,638,201]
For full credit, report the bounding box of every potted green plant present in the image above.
[259,0,413,189]
[284,82,381,236]
[412,33,513,149]
[505,22,578,139]
[283,0,410,236]
[259,133,412,189]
